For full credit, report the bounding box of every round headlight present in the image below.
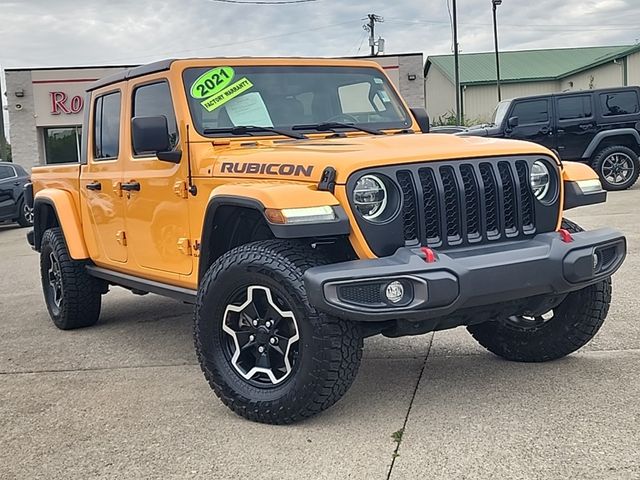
[530,161,551,200]
[354,174,388,221]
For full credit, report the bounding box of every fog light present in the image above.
[385,281,404,304]
[593,252,600,270]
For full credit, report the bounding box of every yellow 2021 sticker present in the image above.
[190,67,235,99]
[200,78,254,112]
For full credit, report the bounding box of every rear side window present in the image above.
[558,95,592,120]
[600,91,640,117]
[132,82,178,155]
[93,92,122,160]
[511,99,548,125]
[0,165,16,180]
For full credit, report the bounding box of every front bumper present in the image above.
[304,228,626,322]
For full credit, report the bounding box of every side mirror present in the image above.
[131,116,181,163]
[507,116,519,128]
[410,108,430,133]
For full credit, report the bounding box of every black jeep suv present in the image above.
[464,86,640,190]
[0,162,33,227]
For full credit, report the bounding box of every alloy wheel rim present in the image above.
[222,285,299,386]
[602,153,634,186]
[23,204,34,224]
[47,252,63,308]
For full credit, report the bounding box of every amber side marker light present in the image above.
[265,206,336,225]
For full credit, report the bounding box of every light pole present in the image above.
[452,0,461,125]
[492,0,502,102]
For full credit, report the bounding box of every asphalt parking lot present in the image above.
[1,189,639,480]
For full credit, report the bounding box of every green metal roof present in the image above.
[426,45,640,85]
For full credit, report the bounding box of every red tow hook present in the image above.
[558,228,574,243]
[420,247,437,263]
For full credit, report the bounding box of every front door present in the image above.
[80,89,128,264]
[0,164,19,220]
[555,94,597,160]
[122,79,192,276]
[506,98,556,151]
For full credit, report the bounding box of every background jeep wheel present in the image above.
[467,219,612,362]
[592,145,640,191]
[40,228,103,330]
[194,240,363,424]
[17,198,34,227]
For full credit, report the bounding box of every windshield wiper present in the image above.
[203,125,307,140]
[292,122,385,136]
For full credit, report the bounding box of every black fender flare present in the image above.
[582,128,640,159]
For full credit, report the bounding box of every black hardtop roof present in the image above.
[86,59,176,92]
[507,85,640,103]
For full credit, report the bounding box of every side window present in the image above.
[0,165,15,180]
[558,95,592,120]
[93,91,122,160]
[511,99,549,125]
[600,91,640,117]
[132,82,178,155]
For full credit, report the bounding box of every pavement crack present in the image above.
[386,332,433,480]
[0,362,199,376]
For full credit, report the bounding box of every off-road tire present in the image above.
[17,198,33,227]
[40,228,102,330]
[194,240,363,424]
[592,145,639,191]
[467,219,612,362]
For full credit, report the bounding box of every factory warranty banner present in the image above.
[189,67,254,112]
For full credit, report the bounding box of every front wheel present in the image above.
[467,219,611,362]
[194,240,363,424]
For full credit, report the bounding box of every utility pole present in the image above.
[363,14,384,56]
[0,67,6,162]
[452,0,461,124]
[492,0,503,101]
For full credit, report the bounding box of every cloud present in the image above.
[1,0,639,137]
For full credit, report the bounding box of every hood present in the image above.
[196,133,553,184]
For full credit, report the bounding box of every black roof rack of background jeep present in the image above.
[86,59,177,92]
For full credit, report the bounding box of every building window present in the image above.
[43,126,82,164]
[94,91,122,160]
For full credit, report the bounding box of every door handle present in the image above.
[121,181,141,192]
[579,124,593,130]
[86,181,102,191]
[539,127,550,135]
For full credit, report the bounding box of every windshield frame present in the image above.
[181,65,413,138]
[492,100,512,126]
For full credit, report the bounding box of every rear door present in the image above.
[506,98,556,151]
[0,164,19,220]
[80,89,128,264]
[555,94,596,160]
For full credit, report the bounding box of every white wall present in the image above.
[560,61,624,91]
[627,51,640,86]
[425,65,456,122]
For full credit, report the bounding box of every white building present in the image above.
[425,45,640,124]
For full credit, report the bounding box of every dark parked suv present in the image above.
[0,163,33,227]
[465,86,640,190]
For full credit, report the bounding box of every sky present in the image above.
[1,0,640,137]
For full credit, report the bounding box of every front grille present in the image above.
[338,283,383,306]
[397,159,537,248]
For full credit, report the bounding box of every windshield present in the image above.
[182,65,412,136]
[492,100,511,126]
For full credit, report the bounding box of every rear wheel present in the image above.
[40,228,103,330]
[17,198,33,227]
[592,145,639,191]
[467,219,612,362]
[194,240,363,424]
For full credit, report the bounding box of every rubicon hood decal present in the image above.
[220,162,314,177]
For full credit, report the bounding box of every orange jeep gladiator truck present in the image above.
[25,58,627,424]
